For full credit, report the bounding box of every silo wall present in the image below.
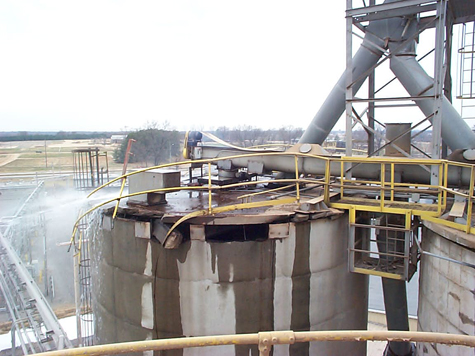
[418,222,475,356]
[91,212,368,355]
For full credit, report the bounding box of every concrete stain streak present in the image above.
[144,242,152,277]
[290,222,311,356]
[141,282,154,329]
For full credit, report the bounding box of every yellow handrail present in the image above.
[73,151,475,240]
[32,330,475,356]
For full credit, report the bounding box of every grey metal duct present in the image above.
[197,145,474,187]
[299,31,385,144]
[389,35,475,150]
[299,1,475,151]
[299,0,408,145]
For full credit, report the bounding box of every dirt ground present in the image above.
[0,154,19,167]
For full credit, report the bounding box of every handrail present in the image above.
[74,152,475,241]
[31,330,475,356]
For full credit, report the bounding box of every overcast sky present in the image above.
[0,1,468,133]
[0,1,350,132]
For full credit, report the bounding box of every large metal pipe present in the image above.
[389,34,475,150]
[198,145,474,187]
[299,31,385,144]
[299,1,475,151]
[299,1,409,145]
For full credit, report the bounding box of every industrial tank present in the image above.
[417,221,475,356]
[90,199,368,355]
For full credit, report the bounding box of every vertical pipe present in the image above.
[294,156,300,202]
[430,0,446,188]
[368,73,376,155]
[367,0,376,155]
[345,0,353,158]
[113,139,135,218]
[95,149,100,188]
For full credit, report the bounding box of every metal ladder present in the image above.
[458,21,475,122]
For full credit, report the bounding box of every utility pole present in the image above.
[44,140,48,168]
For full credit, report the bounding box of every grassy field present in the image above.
[0,139,127,175]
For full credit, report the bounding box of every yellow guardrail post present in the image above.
[294,155,300,202]
[113,178,127,219]
[437,163,443,215]
[466,166,474,234]
[208,163,212,214]
[380,163,385,211]
[390,163,395,202]
[340,160,345,200]
[443,162,448,211]
[404,210,412,280]
[324,160,331,204]
[348,206,357,273]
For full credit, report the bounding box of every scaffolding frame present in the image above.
[72,148,109,190]
[345,0,447,176]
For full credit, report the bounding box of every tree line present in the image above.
[113,125,305,165]
[113,128,181,165]
[0,131,112,142]
[213,125,304,146]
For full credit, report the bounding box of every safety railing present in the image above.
[327,156,475,235]
[73,152,327,243]
[31,329,475,356]
[75,152,475,241]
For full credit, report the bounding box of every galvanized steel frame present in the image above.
[345,0,449,170]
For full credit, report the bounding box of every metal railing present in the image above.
[78,152,475,239]
[66,152,475,352]
[31,329,475,356]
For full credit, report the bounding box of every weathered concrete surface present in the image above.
[92,213,368,355]
[417,223,475,356]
